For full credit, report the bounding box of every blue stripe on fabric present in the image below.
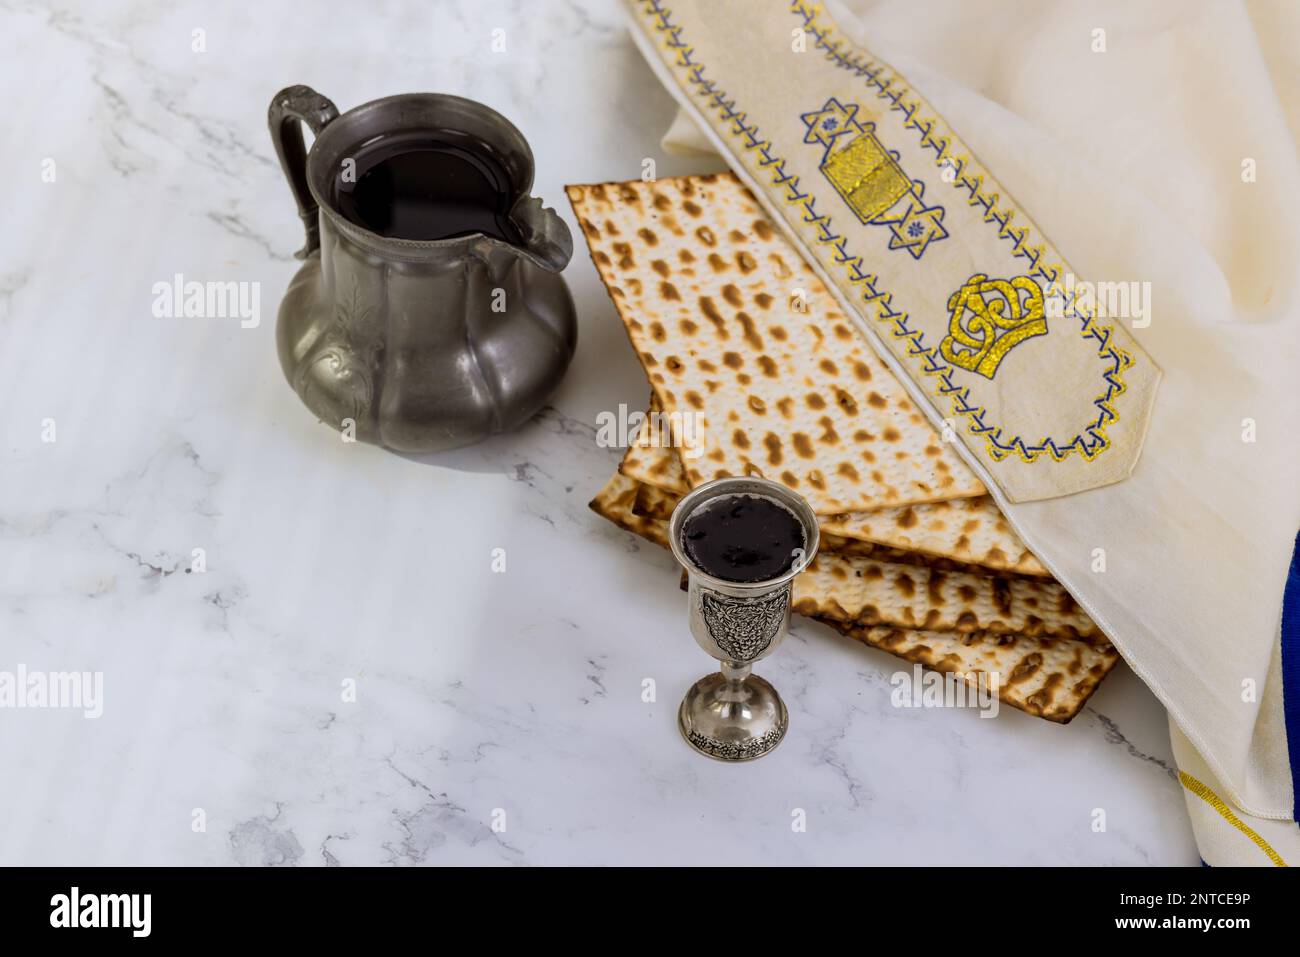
[1282,530,1300,821]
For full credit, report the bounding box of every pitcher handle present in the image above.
[268,85,340,259]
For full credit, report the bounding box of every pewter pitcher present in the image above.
[268,85,577,452]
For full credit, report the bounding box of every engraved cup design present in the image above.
[668,477,819,762]
[699,586,790,662]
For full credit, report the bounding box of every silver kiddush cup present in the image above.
[669,477,819,761]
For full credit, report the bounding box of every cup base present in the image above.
[678,671,788,762]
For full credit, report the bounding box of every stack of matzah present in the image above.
[569,173,1118,722]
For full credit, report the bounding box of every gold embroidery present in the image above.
[637,0,1143,465]
[821,127,912,224]
[940,273,1047,380]
[1179,771,1289,867]
[802,97,948,258]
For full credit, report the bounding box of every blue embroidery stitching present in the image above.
[639,0,1133,465]
[801,96,948,259]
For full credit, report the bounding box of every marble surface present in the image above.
[0,0,1197,865]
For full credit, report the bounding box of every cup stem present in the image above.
[720,661,751,684]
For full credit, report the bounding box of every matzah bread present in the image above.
[818,619,1119,723]
[568,173,985,514]
[821,499,1048,578]
[795,553,1101,642]
[594,472,1100,640]
[629,470,1015,574]
[589,472,670,549]
[620,395,689,491]
[816,533,985,570]
[588,471,1113,722]
[623,399,1048,577]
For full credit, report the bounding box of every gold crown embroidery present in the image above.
[940,274,1048,380]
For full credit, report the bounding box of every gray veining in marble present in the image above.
[0,0,1197,865]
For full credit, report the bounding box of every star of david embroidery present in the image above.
[801,96,949,261]
[882,188,948,259]
[800,97,863,149]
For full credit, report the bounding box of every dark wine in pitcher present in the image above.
[332,130,522,243]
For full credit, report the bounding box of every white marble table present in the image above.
[0,0,1197,865]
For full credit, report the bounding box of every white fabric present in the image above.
[660,106,722,157]
[650,0,1300,832]
[1171,720,1294,865]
